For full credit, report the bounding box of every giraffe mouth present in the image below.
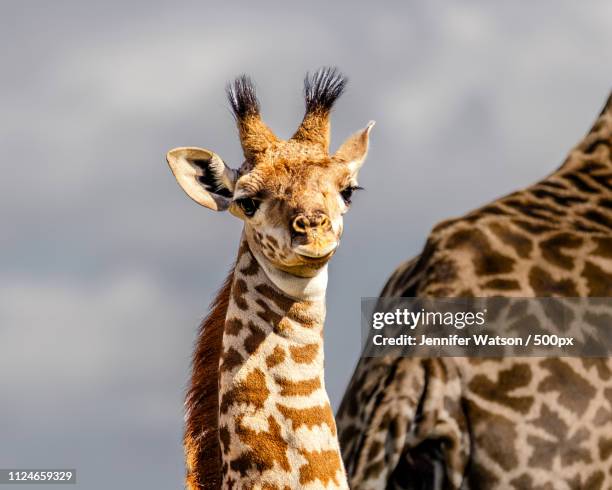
[275,251,335,277]
[296,251,335,264]
[294,242,338,261]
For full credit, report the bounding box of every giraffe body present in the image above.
[338,93,612,489]
[166,68,373,489]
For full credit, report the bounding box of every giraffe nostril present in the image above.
[292,213,332,236]
[320,215,331,230]
[292,215,310,235]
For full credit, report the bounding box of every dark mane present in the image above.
[303,66,348,114]
[184,269,234,489]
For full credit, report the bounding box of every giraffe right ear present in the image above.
[166,147,238,211]
[334,121,375,178]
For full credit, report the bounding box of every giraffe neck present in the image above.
[504,96,612,235]
[554,93,612,180]
[218,235,348,489]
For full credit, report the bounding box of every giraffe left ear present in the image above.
[166,147,238,211]
[334,121,375,176]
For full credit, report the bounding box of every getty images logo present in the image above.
[371,307,488,330]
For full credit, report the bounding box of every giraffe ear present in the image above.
[166,147,238,211]
[334,121,375,177]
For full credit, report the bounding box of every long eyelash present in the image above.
[341,185,363,205]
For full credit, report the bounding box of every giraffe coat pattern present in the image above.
[337,93,612,489]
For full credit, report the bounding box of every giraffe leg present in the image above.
[338,357,469,489]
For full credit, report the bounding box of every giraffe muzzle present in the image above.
[290,213,338,260]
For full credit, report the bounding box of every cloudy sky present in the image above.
[1,1,611,488]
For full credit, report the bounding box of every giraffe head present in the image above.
[167,68,373,283]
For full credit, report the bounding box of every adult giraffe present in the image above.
[337,92,612,489]
[166,68,374,489]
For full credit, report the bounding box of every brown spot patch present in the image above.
[244,322,266,355]
[265,345,286,368]
[540,232,583,270]
[504,197,565,219]
[528,266,578,296]
[237,237,250,257]
[599,437,612,461]
[468,364,534,414]
[367,440,382,460]
[528,427,591,470]
[225,318,244,335]
[445,228,515,275]
[232,415,291,475]
[584,471,605,490]
[298,449,342,486]
[255,283,294,311]
[583,209,612,230]
[469,460,499,488]
[338,424,360,452]
[568,471,605,490]
[220,347,244,373]
[539,358,596,414]
[583,261,612,296]
[277,402,336,434]
[480,204,507,215]
[276,317,294,334]
[363,459,384,481]
[593,236,612,258]
[425,257,458,283]
[275,376,321,396]
[287,302,321,328]
[255,299,284,332]
[582,358,612,381]
[265,234,279,247]
[593,406,612,425]
[220,368,269,414]
[489,222,533,258]
[239,252,259,276]
[261,484,290,490]
[512,219,554,234]
[219,425,231,455]
[289,343,319,364]
[531,403,567,440]
[563,173,599,194]
[482,278,521,290]
[232,278,249,310]
[531,187,588,207]
[510,473,555,490]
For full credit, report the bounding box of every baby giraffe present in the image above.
[166,68,374,490]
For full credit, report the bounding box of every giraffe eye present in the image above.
[236,197,259,217]
[341,186,362,205]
